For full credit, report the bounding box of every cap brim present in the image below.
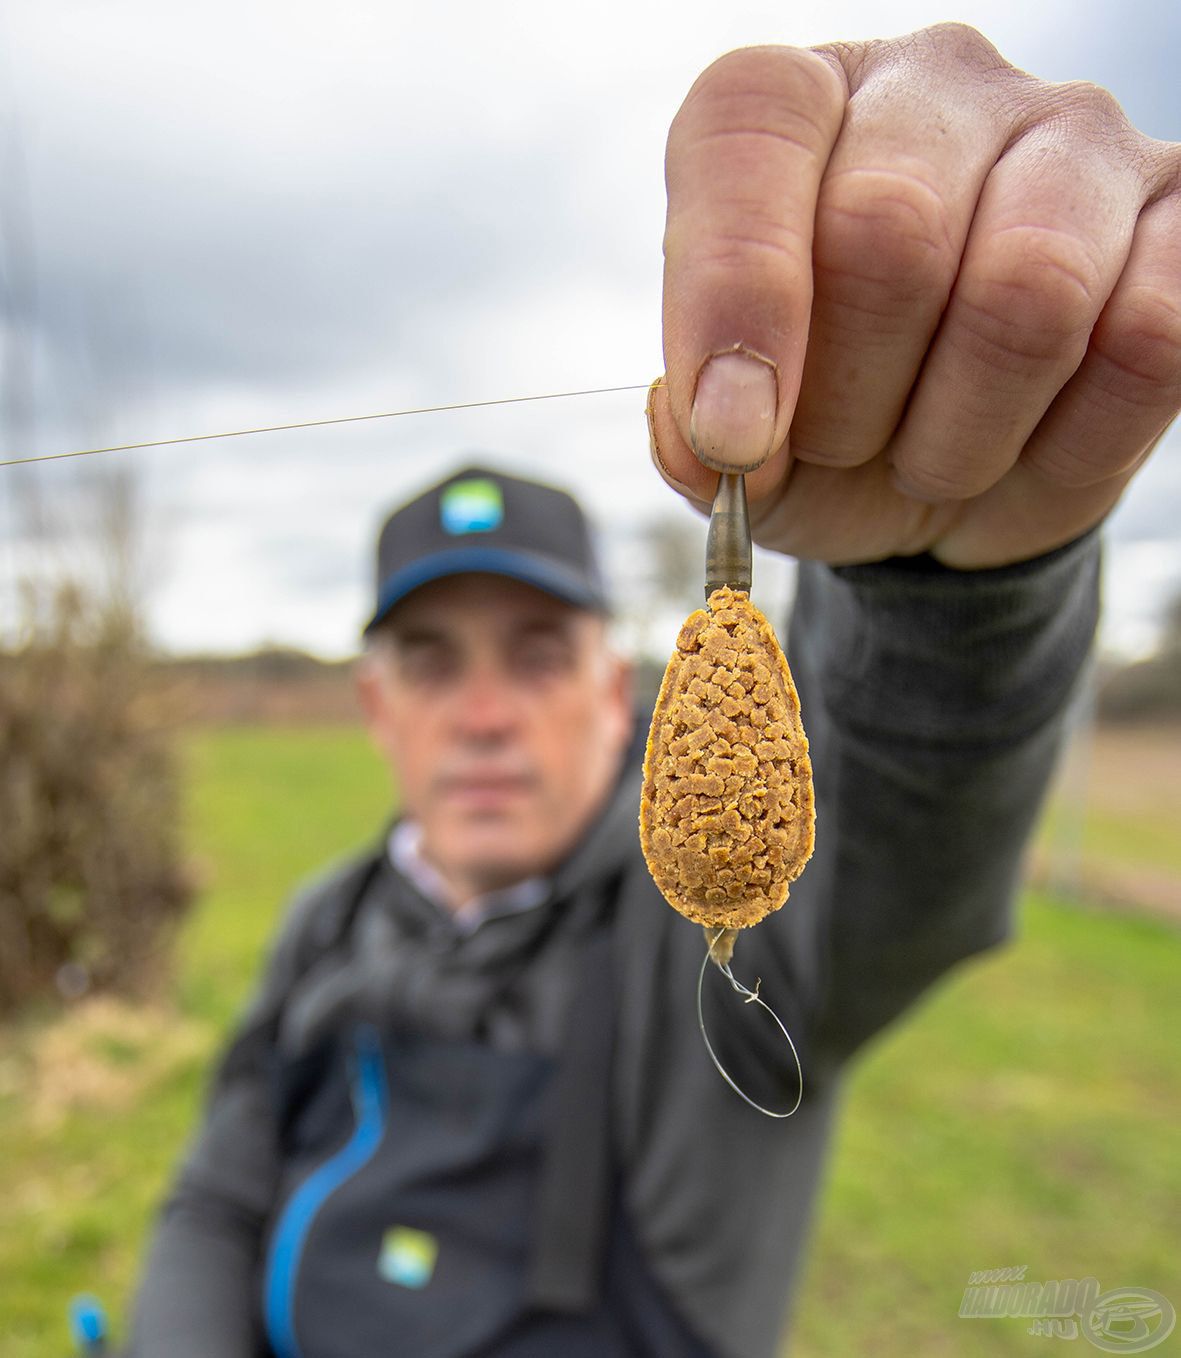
[364,546,608,634]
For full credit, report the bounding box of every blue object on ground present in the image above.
[68,1293,108,1352]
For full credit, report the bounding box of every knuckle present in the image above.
[920,21,1006,70]
[675,46,845,155]
[1095,286,1181,392]
[816,168,958,308]
[892,452,990,501]
[958,226,1104,360]
[1050,79,1130,131]
[819,24,1021,104]
[1013,80,1157,178]
[1037,80,1154,171]
[871,22,1014,86]
[1025,430,1130,489]
[790,438,874,469]
[684,223,811,281]
[1154,146,1181,199]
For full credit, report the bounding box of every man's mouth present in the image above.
[440,773,535,810]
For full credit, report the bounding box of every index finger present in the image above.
[661,46,847,484]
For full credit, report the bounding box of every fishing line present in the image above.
[0,382,654,469]
[696,928,803,1118]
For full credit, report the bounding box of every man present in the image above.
[130,23,1179,1358]
[355,471,634,924]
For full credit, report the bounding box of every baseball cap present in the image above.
[364,464,611,635]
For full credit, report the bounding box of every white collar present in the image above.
[387,820,549,936]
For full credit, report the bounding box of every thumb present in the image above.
[660,46,846,480]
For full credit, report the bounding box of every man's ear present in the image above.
[355,651,405,793]
[354,652,388,730]
[609,652,636,751]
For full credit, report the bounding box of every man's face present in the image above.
[357,573,633,905]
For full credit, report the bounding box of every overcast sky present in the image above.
[1,0,1178,659]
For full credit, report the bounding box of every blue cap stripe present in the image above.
[366,547,605,631]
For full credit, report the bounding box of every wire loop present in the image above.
[696,929,803,1118]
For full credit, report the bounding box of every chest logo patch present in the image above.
[378,1225,439,1289]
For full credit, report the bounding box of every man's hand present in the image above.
[648,23,1181,568]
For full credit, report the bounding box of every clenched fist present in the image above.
[648,23,1181,568]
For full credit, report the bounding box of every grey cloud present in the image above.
[23,145,592,390]
[5,2,1178,661]
[5,77,628,462]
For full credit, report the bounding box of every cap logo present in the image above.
[440,478,503,535]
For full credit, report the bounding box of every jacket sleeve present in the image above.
[759,530,1100,1076]
[126,882,330,1358]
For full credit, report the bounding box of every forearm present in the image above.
[128,1072,279,1356]
[792,531,1100,1068]
[125,871,343,1355]
[129,1203,264,1358]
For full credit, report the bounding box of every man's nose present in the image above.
[452,663,519,739]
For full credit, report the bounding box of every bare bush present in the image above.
[0,582,192,1016]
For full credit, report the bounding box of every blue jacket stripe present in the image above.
[264,1026,389,1358]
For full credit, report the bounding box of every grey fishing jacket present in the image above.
[130,537,1100,1358]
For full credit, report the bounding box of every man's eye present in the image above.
[396,646,456,682]
[515,638,573,676]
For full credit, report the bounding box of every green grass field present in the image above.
[1,725,1177,1357]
